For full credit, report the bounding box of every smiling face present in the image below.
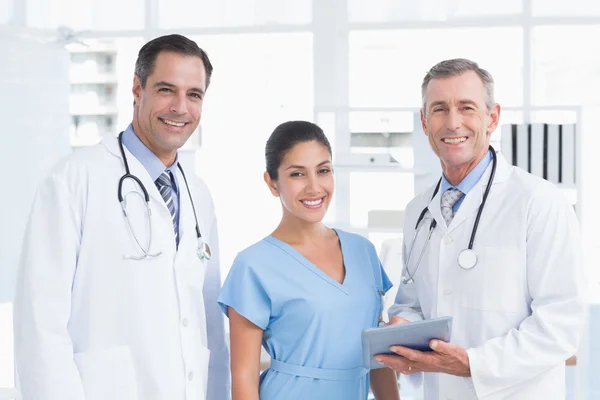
[264,140,334,225]
[421,70,500,183]
[132,51,206,166]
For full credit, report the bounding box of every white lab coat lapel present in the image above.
[442,150,510,235]
[173,165,208,290]
[447,172,487,234]
[102,136,166,205]
[102,135,179,252]
[427,183,445,233]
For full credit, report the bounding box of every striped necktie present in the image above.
[155,170,179,245]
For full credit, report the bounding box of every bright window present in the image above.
[0,0,12,24]
[532,0,600,16]
[348,0,522,23]
[533,26,600,107]
[26,0,144,30]
[349,28,523,108]
[159,0,312,29]
[189,33,313,277]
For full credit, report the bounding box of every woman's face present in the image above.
[265,140,334,224]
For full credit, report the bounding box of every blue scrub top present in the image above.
[218,229,393,400]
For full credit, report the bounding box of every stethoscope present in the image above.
[117,132,212,261]
[401,146,497,284]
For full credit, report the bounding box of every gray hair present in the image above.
[421,58,495,114]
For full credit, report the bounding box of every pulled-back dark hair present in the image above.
[265,121,332,180]
[135,34,213,89]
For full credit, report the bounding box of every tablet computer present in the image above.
[362,316,453,369]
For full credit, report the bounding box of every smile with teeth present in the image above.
[301,197,325,208]
[160,118,186,127]
[443,137,467,144]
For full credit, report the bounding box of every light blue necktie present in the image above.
[441,188,464,226]
[155,170,179,245]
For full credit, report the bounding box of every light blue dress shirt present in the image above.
[441,150,493,212]
[121,124,181,231]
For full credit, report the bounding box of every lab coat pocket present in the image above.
[461,246,523,312]
[74,345,138,400]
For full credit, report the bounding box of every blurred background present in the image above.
[1,0,599,398]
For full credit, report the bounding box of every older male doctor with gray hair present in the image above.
[377,58,586,400]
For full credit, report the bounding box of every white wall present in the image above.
[0,33,71,390]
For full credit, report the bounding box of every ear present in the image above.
[264,171,279,197]
[132,75,142,106]
[486,103,501,137]
[420,109,429,136]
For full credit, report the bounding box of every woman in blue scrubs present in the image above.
[218,121,400,400]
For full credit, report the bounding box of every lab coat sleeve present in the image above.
[203,211,231,400]
[467,188,586,399]
[13,171,86,400]
[388,238,425,323]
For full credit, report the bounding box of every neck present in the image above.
[131,116,177,167]
[272,215,330,245]
[442,147,489,186]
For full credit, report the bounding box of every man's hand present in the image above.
[386,316,410,326]
[374,339,471,377]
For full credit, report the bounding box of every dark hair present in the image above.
[135,34,213,89]
[265,121,332,180]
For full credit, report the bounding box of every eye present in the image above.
[462,106,475,111]
[190,93,203,100]
[433,108,445,113]
[290,171,304,177]
[158,87,171,93]
[319,168,331,174]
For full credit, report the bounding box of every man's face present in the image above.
[132,51,206,165]
[421,71,500,171]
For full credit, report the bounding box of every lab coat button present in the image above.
[188,371,194,381]
[443,236,453,245]
[443,289,452,295]
[182,318,189,327]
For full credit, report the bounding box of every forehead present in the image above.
[148,51,207,90]
[424,71,487,107]
[281,141,331,165]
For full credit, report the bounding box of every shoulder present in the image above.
[181,168,217,213]
[41,143,114,192]
[406,183,437,214]
[231,239,278,270]
[506,166,570,208]
[500,165,576,228]
[334,229,378,257]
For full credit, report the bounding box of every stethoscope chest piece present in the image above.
[197,239,212,261]
[401,276,414,285]
[458,248,478,270]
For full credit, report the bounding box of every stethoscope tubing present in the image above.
[402,146,497,283]
[116,131,211,260]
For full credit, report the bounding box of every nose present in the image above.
[445,108,462,132]
[170,92,188,115]
[305,174,321,195]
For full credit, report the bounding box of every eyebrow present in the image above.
[153,81,205,96]
[285,160,332,170]
[429,100,479,109]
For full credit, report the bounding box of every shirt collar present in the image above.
[121,124,179,188]
[441,149,493,195]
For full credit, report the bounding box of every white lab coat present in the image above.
[389,153,585,400]
[13,135,230,400]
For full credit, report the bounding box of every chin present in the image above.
[296,212,326,224]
